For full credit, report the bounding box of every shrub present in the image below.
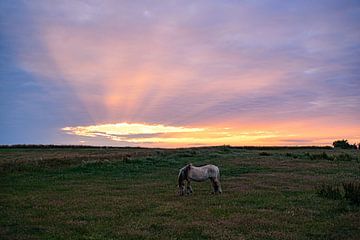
[336,153,353,161]
[333,139,356,149]
[313,152,333,160]
[285,152,300,158]
[316,182,360,206]
[259,152,271,156]
[304,152,334,161]
[219,145,232,153]
[316,183,342,200]
[343,182,360,206]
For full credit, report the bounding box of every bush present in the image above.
[219,145,232,153]
[343,182,360,206]
[313,152,333,160]
[316,183,342,200]
[259,152,271,156]
[336,153,353,161]
[316,181,360,206]
[285,152,298,158]
[333,139,356,149]
[301,152,356,162]
[304,152,334,161]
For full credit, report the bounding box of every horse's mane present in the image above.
[195,164,208,167]
[184,163,192,176]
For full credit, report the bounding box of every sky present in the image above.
[1,0,359,147]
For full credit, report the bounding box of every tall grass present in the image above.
[316,181,360,206]
[343,182,360,206]
[316,183,342,200]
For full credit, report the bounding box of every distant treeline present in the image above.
[0,144,142,149]
[222,145,333,150]
[187,145,333,150]
[0,144,333,150]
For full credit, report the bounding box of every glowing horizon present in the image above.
[1,1,359,147]
[61,122,287,146]
[61,121,359,148]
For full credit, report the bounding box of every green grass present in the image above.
[1,147,360,239]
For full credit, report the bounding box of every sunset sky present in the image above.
[1,0,359,147]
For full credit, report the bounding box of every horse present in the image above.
[178,163,222,195]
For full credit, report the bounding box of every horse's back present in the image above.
[192,164,219,179]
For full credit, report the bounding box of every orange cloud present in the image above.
[62,122,296,147]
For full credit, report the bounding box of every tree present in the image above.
[333,139,356,149]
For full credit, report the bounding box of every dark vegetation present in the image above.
[0,144,142,149]
[316,183,343,200]
[1,146,359,239]
[316,182,360,206]
[286,151,358,162]
[0,144,333,149]
[343,182,360,206]
[333,139,358,149]
[259,151,272,156]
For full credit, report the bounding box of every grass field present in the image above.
[1,146,359,239]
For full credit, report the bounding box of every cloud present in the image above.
[62,122,203,142]
[62,122,291,146]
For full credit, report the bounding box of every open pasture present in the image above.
[1,146,359,239]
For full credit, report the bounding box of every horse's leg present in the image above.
[186,180,193,194]
[210,177,222,194]
[179,180,186,196]
[210,177,218,194]
[179,185,185,196]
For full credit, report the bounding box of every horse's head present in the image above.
[178,164,192,195]
[178,169,186,195]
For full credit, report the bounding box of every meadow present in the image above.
[0,146,359,240]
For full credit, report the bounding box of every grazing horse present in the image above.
[178,163,222,195]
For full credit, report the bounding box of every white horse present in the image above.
[178,163,222,195]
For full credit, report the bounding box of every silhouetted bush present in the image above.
[333,140,356,149]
